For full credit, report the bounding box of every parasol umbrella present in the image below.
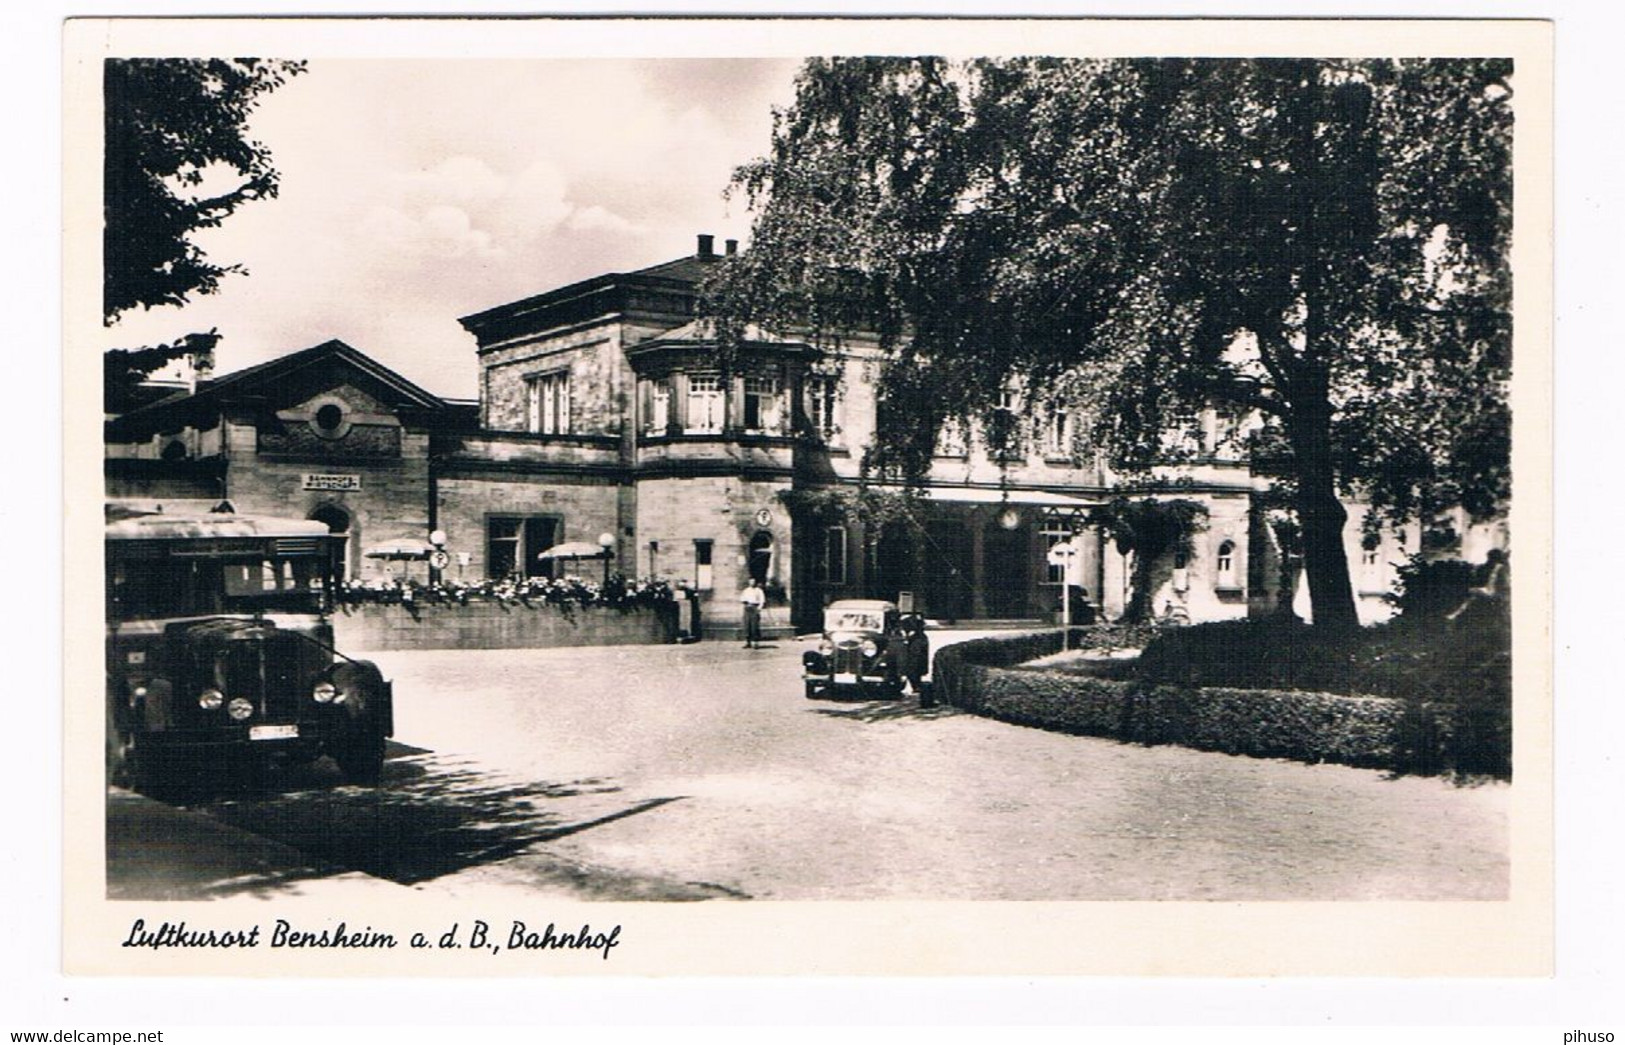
[537,539,615,583]
[365,537,435,581]
[536,540,611,562]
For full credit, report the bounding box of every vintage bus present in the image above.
[105,508,393,793]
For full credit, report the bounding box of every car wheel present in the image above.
[106,728,134,789]
[125,737,190,800]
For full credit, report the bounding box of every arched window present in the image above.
[309,504,352,580]
[1216,540,1238,590]
[749,530,773,584]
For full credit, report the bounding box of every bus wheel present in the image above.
[335,732,385,785]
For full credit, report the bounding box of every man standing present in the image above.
[896,612,931,704]
[740,578,766,649]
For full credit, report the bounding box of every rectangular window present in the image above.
[488,517,521,578]
[988,387,1026,461]
[743,374,783,432]
[647,378,671,434]
[487,516,558,579]
[526,371,571,434]
[1043,407,1070,458]
[935,417,968,457]
[805,375,842,442]
[1161,408,1201,455]
[687,373,724,434]
[693,539,714,591]
[1042,512,1079,585]
[822,525,847,584]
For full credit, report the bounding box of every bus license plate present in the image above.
[249,724,298,741]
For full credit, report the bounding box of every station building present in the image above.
[105,234,1445,636]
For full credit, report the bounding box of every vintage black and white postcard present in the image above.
[62,16,1553,977]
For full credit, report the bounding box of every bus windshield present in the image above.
[109,553,331,621]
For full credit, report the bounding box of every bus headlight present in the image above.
[226,697,254,722]
[198,688,224,711]
[312,680,337,704]
[861,639,880,658]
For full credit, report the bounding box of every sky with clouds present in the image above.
[105,57,803,400]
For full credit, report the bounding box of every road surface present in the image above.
[107,634,1509,901]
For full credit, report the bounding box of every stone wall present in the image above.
[332,601,678,651]
[222,417,434,583]
[433,472,625,581]
[481,323,630,436]
[634,474,795,636]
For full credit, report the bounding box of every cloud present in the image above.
[99,57,803,400]
[566,204,645,235]
[357,202,499,260]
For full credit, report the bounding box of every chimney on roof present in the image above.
[697,233,715,258]
[725,238,738,256]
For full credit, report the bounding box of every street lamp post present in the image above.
[428,529,448,584]
[598,532,615,587]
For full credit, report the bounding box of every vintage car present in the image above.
[802,599,904,699]
[105,508,394,794]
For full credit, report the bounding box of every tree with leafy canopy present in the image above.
[103,58,304,408]
[705,57,1512,631]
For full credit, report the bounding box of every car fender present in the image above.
[329,660,393,737]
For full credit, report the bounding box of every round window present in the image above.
[315,403,344,431]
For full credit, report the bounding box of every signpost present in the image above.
[1046,539,1085,649]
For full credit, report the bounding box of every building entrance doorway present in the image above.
[308,504,352,579]
[748,530,773,584]
[984,521,1032,618]
[922,520,973,621]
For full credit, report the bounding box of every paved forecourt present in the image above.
[364,632,1507,901]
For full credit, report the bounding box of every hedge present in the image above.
[932,630,1506,778]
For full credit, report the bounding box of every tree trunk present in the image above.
[1296,478,1360,631]
[1289,403,1361,632]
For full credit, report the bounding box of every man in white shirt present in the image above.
[740,578,766,649]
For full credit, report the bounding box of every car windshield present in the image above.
[825,609,884,632]
[109,553,330,621]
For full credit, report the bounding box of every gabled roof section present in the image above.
[106,339,449,440]
[457,245,722,349]
[203,339,445,410]
[630,253,713,284]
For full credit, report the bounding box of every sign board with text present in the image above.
[302,473,362,492]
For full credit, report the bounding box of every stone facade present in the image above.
[106,237,1491,639]
[332,601,677,651]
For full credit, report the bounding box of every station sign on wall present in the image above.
[302,473,362,492]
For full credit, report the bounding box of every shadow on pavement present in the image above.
[811,701,960,723]
[111,742,690,894]
[107,787,353,901]
[198,755,684,885]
